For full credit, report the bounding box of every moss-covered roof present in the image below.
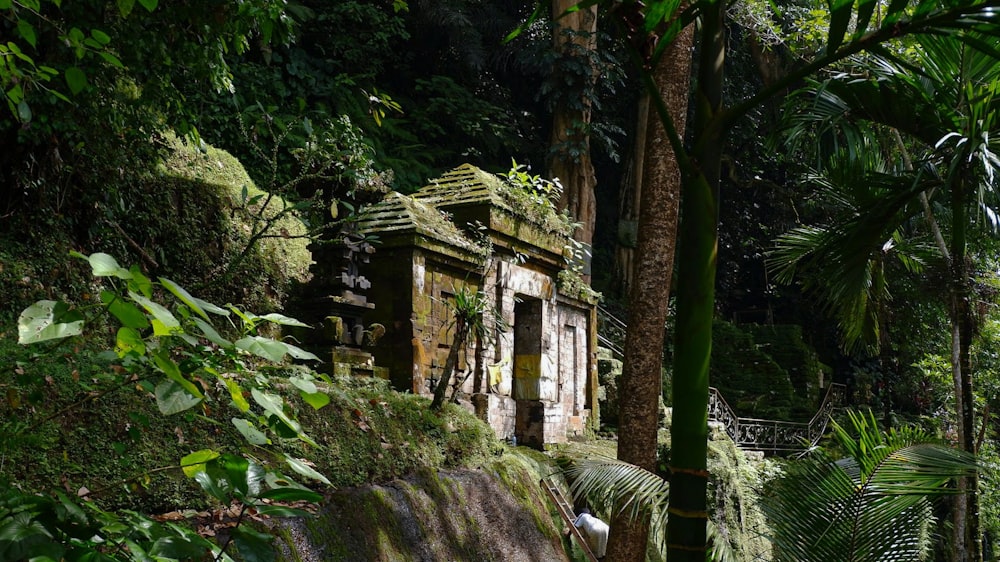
[411,164,508,208]
[355,192,486,256]
[413,164,572,236]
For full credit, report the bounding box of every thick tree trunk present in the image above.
[549,0,598,258]
[605,25,694,562]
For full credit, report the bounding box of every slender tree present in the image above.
[606,23,694,562]
[517,1,1000,559]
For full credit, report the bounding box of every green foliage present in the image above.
[764,410,979,562]
[709,320,796,420]
[747,324,829,416]
[6,252,326,559]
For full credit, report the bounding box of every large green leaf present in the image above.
[154,379,202,415]
[192,317,231,348]
[232,418,269,445]
[115,327,146,356]
[17,300,84,344]
[251,390,301,435]
[180,449,220,477]
[129,292,180,334]
[101,290,149,330]
[232,526,275,562]
[71,252,131,279]
[153,351,203,399]
[283,455,331,485]
[159,277,210,321]
[235,336,319,362]
[257,313,311,328]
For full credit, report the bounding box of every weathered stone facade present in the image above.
[355,164,600,446]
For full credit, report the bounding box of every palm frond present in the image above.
[764,410,979,562]
[564,458,670,523]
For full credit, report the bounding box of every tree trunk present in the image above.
[549,0,598,262]
[605,24,694,562]
[949,170,982,562]
[610,94,649,299]
[430,321,468,411]
[665,0,725,559]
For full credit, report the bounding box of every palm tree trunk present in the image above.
[664,1,725,559]
[605,24,693,562]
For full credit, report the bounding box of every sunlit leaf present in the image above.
[101,290,149,329]
[18,300,84,344]
[232,418,269,445]
[130,292,180,332]
[258,313,311,328]
[284,454,331,485]
[180,449,220,477]
[159,277,210,321]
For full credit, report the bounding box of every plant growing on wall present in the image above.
[430,283,508,411]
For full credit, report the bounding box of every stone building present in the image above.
[355,164,600,447]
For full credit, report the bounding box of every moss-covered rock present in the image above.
[710,319,796,420]
[271,452,570,562]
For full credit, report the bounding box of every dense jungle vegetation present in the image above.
[5,0,1000,560]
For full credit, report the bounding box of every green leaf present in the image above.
[116,0,135,16]
[300,391,330,410]
[826,0,853,54]
[90,29,111,45]
[258,313,311,328]
[191,296,230,316]
[284,455,331,485]
[222,378,250,412]
[232,526,275,562]
[115,327,146,356]
[17,20,36,47]
[232,418,269,445]
[18,300,84,344]
[153,351,203,398]
[193,317,231,348]
[101,290,149,329]
[235,336,289,363]
[149,536,206,560]
[127,266,153,297]
[284,341,320,361]
[180,449,220,477]
[137,0,157,11]
[159,277,210,321]
[64,66,87,95]
[98,51,124,68]
[129,292,180,332]
[154,379,202,415]
[258,487,323,502]
[16,100,31,122]
[251,390,301,433]
[288,376,318,395]
[0,0,13,10]
[192,470,233,503]
[77,252,132,278]
[254,504,315,518]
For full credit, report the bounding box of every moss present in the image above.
[710,319,796,420]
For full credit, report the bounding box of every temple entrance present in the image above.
[513,297,544,449]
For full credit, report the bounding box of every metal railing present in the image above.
[708,384,846,454]
[597,305,845,455]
